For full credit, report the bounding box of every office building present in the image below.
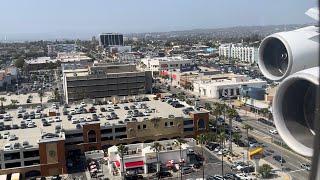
[62,63,153,104]
[99,33,124,48]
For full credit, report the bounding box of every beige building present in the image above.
[63,63,153,104]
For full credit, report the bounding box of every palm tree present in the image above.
[243,95,250,115]
[196,134,207,180]
[10,99,18,108]
[232,132,242,147]
[151,142,163,174]
[38,89,44,105]
[117,144,128,179]
[173,138,187,180]
[204,102,212,111]
[243,124,253,165]
[217,131,226,176]
[0,97,6,113]
[226,108,238,153]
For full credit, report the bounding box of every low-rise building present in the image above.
[62,63,153,104]
[140,56,194,76]
[193,75,267,99]
[0,96,209,178]
[47,44,78,56]
[107,139,193,175]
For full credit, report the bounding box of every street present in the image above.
[158,82,311,180]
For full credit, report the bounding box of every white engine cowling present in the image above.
[258,26,319,81]
[272,67,319,157]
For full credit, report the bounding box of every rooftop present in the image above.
[0,95,199,150]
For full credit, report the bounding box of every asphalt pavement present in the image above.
[159,83,311,180]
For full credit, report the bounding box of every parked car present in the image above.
[269,129,278,134]
[273,155,286,163]
[151,171,172,178]
[300,163,311,171]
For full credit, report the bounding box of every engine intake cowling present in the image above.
[272,67,319,157]
[258,26,319,81]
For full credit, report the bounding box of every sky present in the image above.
[0,0,317,40]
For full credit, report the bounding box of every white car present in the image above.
[55,116,61,122]
[47,118,54,123]
[4,143,12,151]
[79,117,86,122]
[8,134,16,141]
[71,117,79,124]
[4,114,11,121]
[27,122,36,128]
[80,102,86,107]
[269,129,278,134]
[3,132,10,139]
[35,113,41,119]
[69,109,76,115]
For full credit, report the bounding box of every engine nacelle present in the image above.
[273,67,319,157]
[258,26,319,81]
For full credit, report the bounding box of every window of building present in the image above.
[101,129,112,134]
[170,122,174,126]
[101,136,113,141]
[115,127,127,133]
[65,133,83,138]
[5,162,21,168]
[24,160,40,166]
[138,125,141,130]
[198,119,205,130]
[65,141,84,146]
[183,120,194,125]
[23,150,39,158]
[115,135,127,139]
[88,130,97,143]
[4,152,20,161]
[143,124,147,129]
[184,127,194,132]
[165,122,168,127]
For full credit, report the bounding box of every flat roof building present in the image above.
[62,63,153,104]
[0,96,209,178]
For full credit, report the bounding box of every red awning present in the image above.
[125,161,144,168]
[114,161,120,167]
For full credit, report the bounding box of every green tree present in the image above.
[217,131,226,176]
[258,164,273,178]
[10,99,18,108]
[117,144,128,179]
[226,108,238,153]
[232,132,242,147]
[14,58,25,69]
[196,134,207,179]
[38,89,44,105]
[0,97,6,113]
[204,102,212,111]
[151,142,163,174]
[53,88,60,102]
[173,138,187,180]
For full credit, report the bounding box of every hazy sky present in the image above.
[0,0,317,40]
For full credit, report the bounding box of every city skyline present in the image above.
[0,0,317,41]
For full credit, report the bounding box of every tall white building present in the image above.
[219,44,258,64]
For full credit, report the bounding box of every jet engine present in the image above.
[272,67,319,157]
[258,26,319,81]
